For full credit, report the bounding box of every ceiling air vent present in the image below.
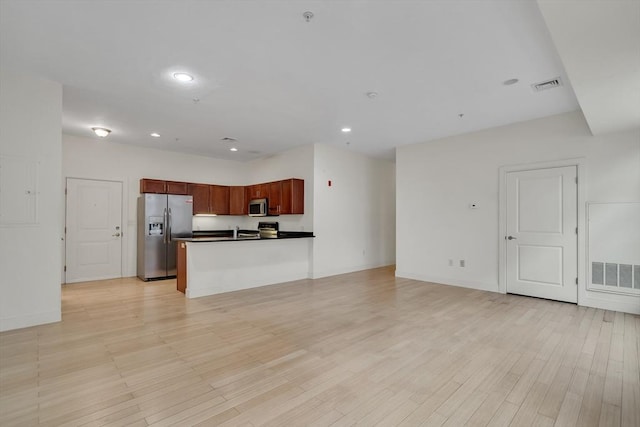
[532,77,563,92]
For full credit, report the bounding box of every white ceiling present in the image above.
[537,0,640,136]
[0,0,589,161]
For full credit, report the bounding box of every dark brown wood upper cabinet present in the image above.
[267,181,282,214]
[140,178,166,194]
[210,185,230,215]
[246,184,267,200]
[188,183,211,214]
[140,179,189,195]
[143,178,303,215]
[165,181,189,195]
[229,186,247,215]
[280,178,304,214]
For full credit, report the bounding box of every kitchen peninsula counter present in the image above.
[176,232,314,243]
[175,233,313,298]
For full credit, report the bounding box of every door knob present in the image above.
[507,236,517,240]
[112,232,121,237]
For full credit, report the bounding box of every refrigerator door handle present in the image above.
[163,208,168,244]
[167,208,172,242]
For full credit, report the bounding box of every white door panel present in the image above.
[517,245,563,285]
[66,178,122,283]
[506,166,577,303]
[517,175,563,233]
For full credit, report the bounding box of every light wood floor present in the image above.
[1,267,638,426]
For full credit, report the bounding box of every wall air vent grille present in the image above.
[532,77,563,92]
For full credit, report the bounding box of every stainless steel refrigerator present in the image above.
[137,194,193,280]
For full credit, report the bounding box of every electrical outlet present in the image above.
[460,259,465,267]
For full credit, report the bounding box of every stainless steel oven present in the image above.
[258,221,279,238]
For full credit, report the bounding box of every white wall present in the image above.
[63,134,248,277]
[63,138,395,283]
[396,110,640,312]
[313,144,396,278]
[0,70,62,331]
[244,144,315,232]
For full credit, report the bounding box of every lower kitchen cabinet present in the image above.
[177,241,187,293]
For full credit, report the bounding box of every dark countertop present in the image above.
[175,229,314,243]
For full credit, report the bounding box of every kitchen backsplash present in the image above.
[192,215,308,231]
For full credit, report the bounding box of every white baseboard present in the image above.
[0,310,61,332]
[580,294,640,315]
[312,261,394,279]
[186,271,309,299]
[394,270,500,293]
[396,270,640,315]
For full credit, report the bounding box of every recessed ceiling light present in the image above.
[173,72,194,82]
[91,127,111,137]
[503,78,519,86]
[230,147,238,152]
[341,127,352,133]
[150,132,161,138]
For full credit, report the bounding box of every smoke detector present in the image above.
[303,11,314,22]
[532,77,563,92]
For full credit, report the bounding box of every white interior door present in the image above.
[66,178,122,283]
[506,166,577,303]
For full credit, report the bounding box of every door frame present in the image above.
[64,177,125,284]
[498,158,586,304]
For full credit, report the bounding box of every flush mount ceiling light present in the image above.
[91,127,111,137]
[173,72,194,82]
[230,147,238,152]
[150,132,161,138]
[503,78,519,86]
[341,127,352,133]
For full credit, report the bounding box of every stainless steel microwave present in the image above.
[248,198,268,217]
